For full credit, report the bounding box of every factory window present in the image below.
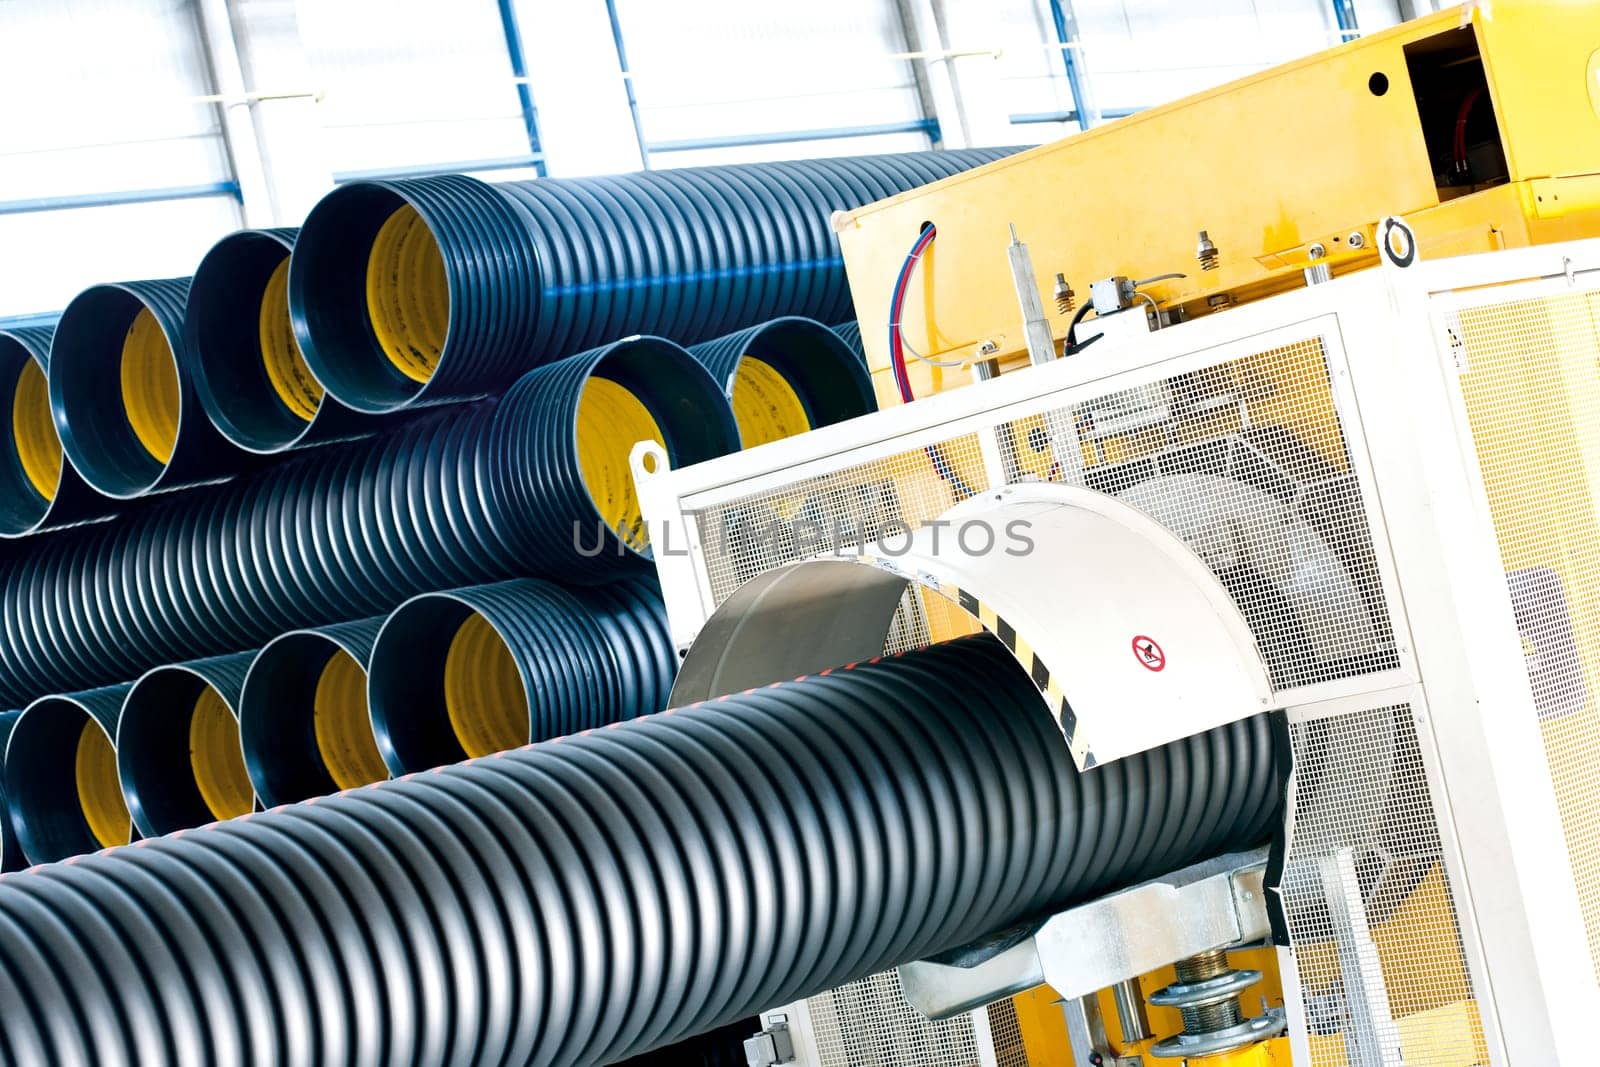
[605,0,936,169]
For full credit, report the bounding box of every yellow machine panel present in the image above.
[836,0,1600,405]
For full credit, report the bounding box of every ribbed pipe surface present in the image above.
[187,228,375,453]
[291,149,1014,412]
[239,617,386,808]
[0,711,24,872]
[0,338,736,705]
[5,683,136,864]
[0,325,116,537]
[115,651,258,838]
[0,635,1280,1066]
[485,337,739,579]
[830,320,865,364]
[690,317,873,447]
[368,576,673,774]
[49,278,248,498]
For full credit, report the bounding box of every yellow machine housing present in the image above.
[837,0,1600,406]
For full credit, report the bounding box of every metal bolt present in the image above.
[1308,242,1326,260]
[1196,230,1219,271]
[977,339,999,356]
[1053,273,1076,314]
[1347,230,1366,249]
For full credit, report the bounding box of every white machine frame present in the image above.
[635,236,1600,1065]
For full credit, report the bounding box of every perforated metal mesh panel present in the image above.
[1449,288,1600,982]
[807,970,984,1067]
[695,432,989,607]
[998,338,1397,691]
[689,336,1398,690]
[986,999,1029,1067]
[1281,703,1489,1067]
[691,433,990,654]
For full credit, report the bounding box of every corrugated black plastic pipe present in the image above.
[0,337,735,705]
[49,278,249,498]
[187,228,376,453]
[0,324,117,537]
[4,683,135,864]
[0,711,26,872]
[239,617,386,808]
[830,319,866,364]
[368,576,673,775]
[484,335,740,579]
[290,148,1016,412]
[690,317,873,447]
[115,651,258,838]
[0,635,1281,1066]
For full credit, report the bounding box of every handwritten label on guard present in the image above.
[1132,635,1166,672]
[1442,312,1469,374]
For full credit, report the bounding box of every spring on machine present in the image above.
[1147,948,1286,1058]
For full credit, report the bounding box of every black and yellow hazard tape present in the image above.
[858,552,1094,767]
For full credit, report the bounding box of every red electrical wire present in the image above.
[888,224,937,404]
[884,224,976,500]
[1454,87,1483,170]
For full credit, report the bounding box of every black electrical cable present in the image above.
[0,634,1280,1065]
[1065,300,1099,354]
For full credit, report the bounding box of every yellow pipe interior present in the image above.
[259,256,323,422]
[575,376,665,551]
[312,647,387,790]
[119,307,179,463]
[730,355,811,448]
[366,204,448,384]
[443,612,529,759]
[74,719,131,849]
[189,685,254,822]
[12,358,60,501]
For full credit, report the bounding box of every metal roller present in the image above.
[0,635,1281,1065]
[0,338,737,705]
[238,617,387,808]
[5,683,136,864]
[0,324,118,538]
[186,228,377,453]
[367,576,673,775]
[289,149,1016,412]
[115,651,258,837]
[689,317,874,448]
[48,278,248,498]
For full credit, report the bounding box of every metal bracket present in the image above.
[743,1017,797,1065]
[1061,995,1144,1066]
[898,848,1272,1020]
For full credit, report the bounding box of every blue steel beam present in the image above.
[603,0,652,169]
[1046,0,1098,129]
[0,182,242,217]
[1009,106,1141,125]
[647,119,943,155]
[1332,0,1360,38]
[495,0,548,177]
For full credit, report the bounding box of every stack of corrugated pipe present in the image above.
[0,147,1285,1066]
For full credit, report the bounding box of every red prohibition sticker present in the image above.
[1131,635,1166,672]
